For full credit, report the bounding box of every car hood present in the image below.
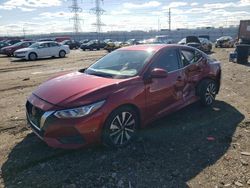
[15,47,33,52]
[1,45,14,50]
[33,71,122,108]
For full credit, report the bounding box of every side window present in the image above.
[39,43,46,48]
[181,50,195,66]
[152,49,180,72]
[49,42,58,47]
[23,43,30,47]
[194,50,203,62]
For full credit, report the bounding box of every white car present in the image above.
[14,41,70,60]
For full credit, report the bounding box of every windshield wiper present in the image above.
[88,72,113,78]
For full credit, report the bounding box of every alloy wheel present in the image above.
[205,83,216,105]
[59,51,66,58]
[29,53,37,61]
[109,111,136,146]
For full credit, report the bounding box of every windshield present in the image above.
[29,43,39,48]
[85,50,155,79]
[12,42,23,46]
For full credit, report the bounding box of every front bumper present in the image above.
[26,95,106,149]
[14,52,27,58]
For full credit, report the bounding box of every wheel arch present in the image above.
[59,49,66,53]
[29,51,37,56]
[28,51,38,59]
[196,76,218,96]
[105,103,142,128]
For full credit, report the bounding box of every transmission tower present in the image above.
[69,0,83,33]
[90,0,105,33]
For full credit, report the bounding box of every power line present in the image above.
[69,0,83,33]
[90,0,105,33]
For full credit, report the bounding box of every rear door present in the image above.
[145,48,186,119]
[179,48,208,101]
[48,42,60,56]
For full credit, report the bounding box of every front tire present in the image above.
[28,52,37,61]
[102,106,139,148]
[59,50,66,58]
[197,79,217,106]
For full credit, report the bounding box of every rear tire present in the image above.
[102,106,139,148]
[197,79,217,106]
[59,50,66,58]
[28,52,37,61]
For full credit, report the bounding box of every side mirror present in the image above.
[150,68,168,78]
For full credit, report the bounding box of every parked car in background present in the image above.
[125,39,140,45]
[104,39,140,52]
[0,41,10,50]
[80,39,89,44]
[155,35,174,44]
[140,36,174,44]
[26,44,221,149]
[199,37,213,53]
[37,38,54,42]
[14,41,70,60]
[178,36,212,53]
[54,37,71,43]
[104,41,123,52]
[178,36,203,51]
[61,40,81,49]
[103,39,113,44]
[215,36,234,48]
[0,41,35,56]
[5,39,22,45]
[80,40,105,51]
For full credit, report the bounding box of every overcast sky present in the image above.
[0,0,250,36]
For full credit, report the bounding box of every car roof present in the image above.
[117,44,182,52]
[37,41,57,44]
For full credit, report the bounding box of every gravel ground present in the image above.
[0,48,249,188]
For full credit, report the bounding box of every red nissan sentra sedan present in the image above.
[26,44,221,149]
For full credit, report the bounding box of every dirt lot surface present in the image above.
[0,48,249,188]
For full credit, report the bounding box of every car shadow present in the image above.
[1,100,244,187]
[10,57,68,63]
[0,55,9,58]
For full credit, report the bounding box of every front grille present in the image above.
[26,101,45,129]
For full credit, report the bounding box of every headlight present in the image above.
[54,100,105,119]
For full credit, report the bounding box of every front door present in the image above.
[37,43,50,57]
[145,48,186,120]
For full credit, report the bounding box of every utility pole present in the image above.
[23,27,26,38]
[158,17,160,31]
[168,8,171,31]
[69,0,83,34]
[90,0,105,35]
